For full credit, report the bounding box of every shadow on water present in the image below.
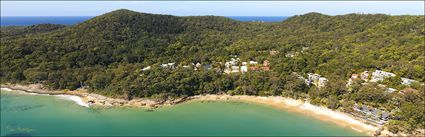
[2,105,44,112]
[85,107,105,114]
[3,133,34,137]
[0,94,14,103]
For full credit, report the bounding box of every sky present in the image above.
[1,1,424,17]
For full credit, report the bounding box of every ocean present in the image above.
[0,16,288,26]
[228,16,288,22]
[0,90,365,136]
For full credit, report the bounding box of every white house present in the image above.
[224,58,241,74]
[249,61,258,65]
[371,70,396,82]
[194,62,202,71]
[161,63,176,69]
[301,47,310,53]
[386,88,397,93]
[225,58,238,68]
[224,69,232,74]
[285,52,295,57]
[231,66,240,73]
[141,66,151,71]
[307,73,327,88]
[351,74,359,79]
[378,84,398,93]
[242,62,248,66]
[318,77,328,88]
[346,74,359,87]
[307,73,321,85]
[195,63,202,68]
[360,71,370,81]
[401,78,417,85]
[240,66,248,73]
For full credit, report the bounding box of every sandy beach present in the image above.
[1,84,380,136]
[191,94,378,136]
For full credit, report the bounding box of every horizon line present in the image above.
[1,11,423,17]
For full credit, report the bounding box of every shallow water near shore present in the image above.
[1,90,366,136]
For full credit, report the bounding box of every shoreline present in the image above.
[1,87,90,108]
[1,84,380,136]
[0,84,191,109]
[55,94,90,108]
[190,94,379,136]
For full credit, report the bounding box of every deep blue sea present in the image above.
[0,16,288,26]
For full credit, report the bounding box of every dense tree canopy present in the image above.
[1,9,424,133]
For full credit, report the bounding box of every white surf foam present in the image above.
[2,87,90,108]
[1,87,13,91]
[55,95,90,108]
[1,87,35,95]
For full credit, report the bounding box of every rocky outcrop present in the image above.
[1,83,191,109]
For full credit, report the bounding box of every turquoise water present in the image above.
[1,90,366,136]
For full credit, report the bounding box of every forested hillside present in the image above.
[1,9,424,134]
[1,24,66,38]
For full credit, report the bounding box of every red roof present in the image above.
[250,66,260,70]
[399,88,418,95]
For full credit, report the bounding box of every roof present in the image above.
[399,87,418,95]
[371,108,380,115]
[386,88,397,93]
[361,105,369,111]
[249,61,258,64]
[250,66,260,70]
[382,112,390,118]
[203,64,212,69]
